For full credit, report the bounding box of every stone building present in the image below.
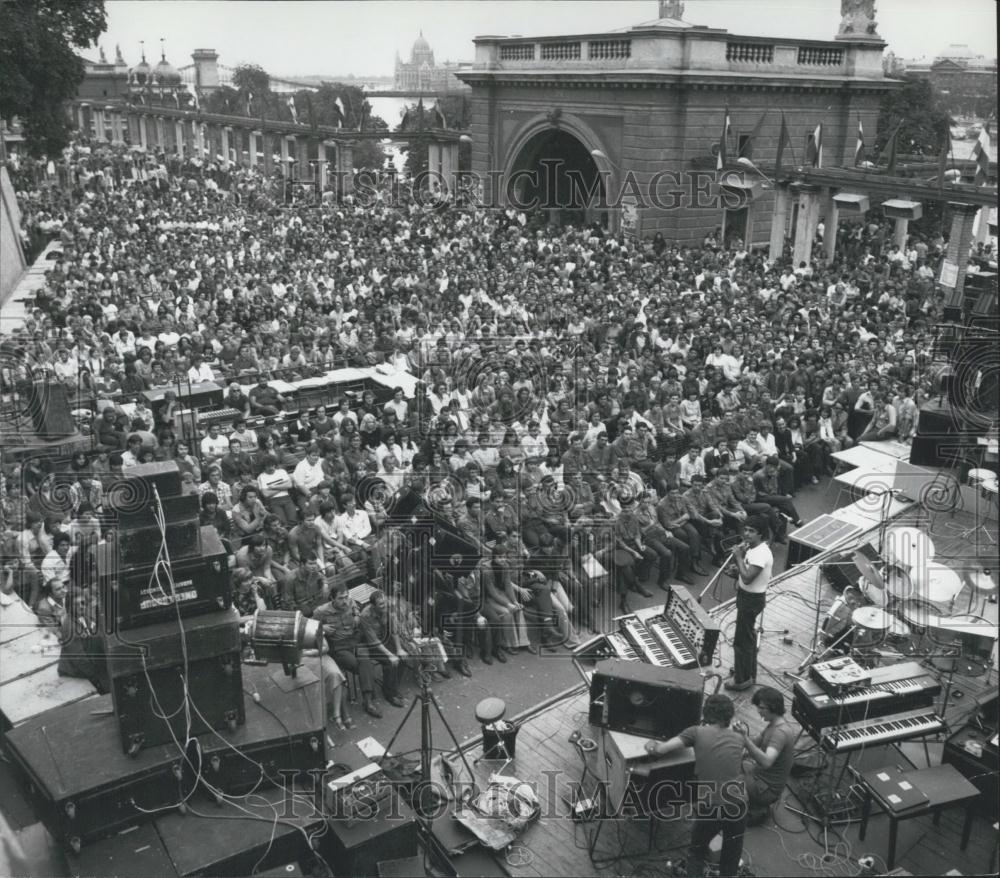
[903,44,997,119]
[394,32,470,93]
[456,5,896,245]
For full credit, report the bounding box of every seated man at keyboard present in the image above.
[737,686,796,826]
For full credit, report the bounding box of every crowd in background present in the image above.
[2,136,992,726]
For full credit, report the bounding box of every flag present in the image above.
[972,125,991,186]
[246,92,253,117]
[432,103,447,130]
[287,95,298,124]
[173,91,180,109]
[806,122,823,167]
[855,116,864,166]
[717,106,731,171]
[738,110,768,160]
[305,92,317,130]
[936,128,950,191]
[883,120,903,174]
[334,97,346,129]
[775,110,794,180]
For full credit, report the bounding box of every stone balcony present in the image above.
[468,21,888,83]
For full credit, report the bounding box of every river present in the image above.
[365,94,437,173]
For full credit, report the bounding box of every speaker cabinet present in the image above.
[28,381,75,439]
[322,792,419,878]
[588,659,703,740]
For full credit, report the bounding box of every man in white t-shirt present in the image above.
[725,516,773,692]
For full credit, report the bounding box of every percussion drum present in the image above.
[910,560,963,607]
[858,575,887,608]
[884,527,935,571]
[899,598,941,635]
[852,606,893,631]
[883,565,912,601]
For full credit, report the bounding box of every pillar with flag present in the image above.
[805,122,823,167]
[774,110,794,181]
[287,95,298,125]
[855,116,865,166]
[972,123,991,186]
[334,97,345,130]
[717,107,732,171]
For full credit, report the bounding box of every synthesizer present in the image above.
[820,708,945,752]
[792,661,941,733]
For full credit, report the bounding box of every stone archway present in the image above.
[503,120,611,227]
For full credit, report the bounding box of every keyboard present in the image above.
[821,708,945,752]
[197,407,242,423]
[622,617,670,666]
[606,632,640,662]
[793,661,941,732]
[646,615,696,667]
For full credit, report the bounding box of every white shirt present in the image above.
[292,457,325,495]
[188,362,216,383]
[335,509,372,543]
[741,542,773,595]
[201,433,230,459]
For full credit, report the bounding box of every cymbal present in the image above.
[852,606,893,630]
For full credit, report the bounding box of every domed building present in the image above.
[394,31,470,93]
[902,43,996,118]
[127,44,191,107]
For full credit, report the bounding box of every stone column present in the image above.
[941,202,981,310]
[155,116,166,151]
[974,207,991,244]
[92,107,105,141]
[441,142,458,194]
[219,126,231,168]
[822,189,839,262]
[248,130,260,167]
[138,113,148,149]
[892,216,909,250]
[279,135,291,177]
[317,140,330,191]
[427,141,442,192]
[76,104,88,132]
[337,143,354,194]
[769,184,791,261]
[791,185,822,267]
[174,120,185,156]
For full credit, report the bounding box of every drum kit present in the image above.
[826,528,991,670]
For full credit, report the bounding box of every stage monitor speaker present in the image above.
[322,792,419,878]
[588,659,703,740]
[821,545,880,594]
[28,381,75,439]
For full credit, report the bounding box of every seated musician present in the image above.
[738,686,797,826]
[821,585,864,654]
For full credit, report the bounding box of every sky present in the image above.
[96,0,997,78]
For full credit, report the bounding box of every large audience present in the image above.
[1,137,989,729]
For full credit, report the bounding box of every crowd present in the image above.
[0,135,979,730]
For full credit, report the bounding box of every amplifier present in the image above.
[117,518,203,569]
[588,659,703,740]
[66,822,178,878]
[28,380,76,439]
[104,609,245,755]
[155,785,324,877]
[100,526,231,630]
[820,544,882,593]
[115,493,201,530]
[5,695,193,852]
[199,662,327,797]
[322,791,419,878]
[113,460,183,507]
[943,723,999,820]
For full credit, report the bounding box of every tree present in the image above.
[232,63,270,98]
[0,0,108,156]
[875,78,952,158]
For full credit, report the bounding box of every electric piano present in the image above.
[820,707,945,752]
[570,586,720,682]
[792,661,942,735]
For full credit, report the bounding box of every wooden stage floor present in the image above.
[454,503,998,878]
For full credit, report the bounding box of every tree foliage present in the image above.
[232,63,270,97]
[397,95,471,180]
[875,78,953,158]
[0,0,108,157]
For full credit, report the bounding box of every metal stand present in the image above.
[379,674,480,814]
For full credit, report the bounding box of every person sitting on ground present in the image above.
[739,686,797,826]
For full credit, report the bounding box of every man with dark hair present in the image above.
[359,588,405,707]
[739,686,797,825]
[315,585,384,718]
[726,515,774,692]
[645,693,747,878]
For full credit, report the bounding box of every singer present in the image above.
[725,516,774,692]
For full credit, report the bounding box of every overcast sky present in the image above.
[97,0,997,78]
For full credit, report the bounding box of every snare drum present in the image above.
[858,575,887,608]
[899,598,940,635]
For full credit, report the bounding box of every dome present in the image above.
[410,30,434,65]
[412,31,431,54]
[154,53,181,86]
[937,43,976,61]
[130,56,151,85]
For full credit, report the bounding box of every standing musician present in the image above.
[725,515,773,692]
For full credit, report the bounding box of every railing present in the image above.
[499,43,535,62]
[588,40,631,61]
[726,43,774,64]
[797,47,844,66]
[539,41,581,61]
